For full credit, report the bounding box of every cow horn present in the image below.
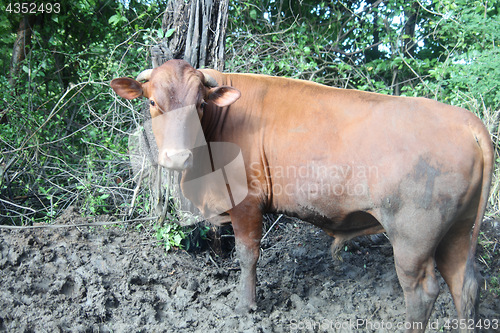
[136,69,153,82]
[202,73,218,87]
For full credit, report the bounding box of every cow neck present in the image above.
[200,103,230,142]
[200,72,233,142]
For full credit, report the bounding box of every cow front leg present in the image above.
[230,203,263,313]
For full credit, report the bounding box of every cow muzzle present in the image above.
[159,149,193,170]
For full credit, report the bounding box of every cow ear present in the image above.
[208,86,241,107]
[111,78,143,100]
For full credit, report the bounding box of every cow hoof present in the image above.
[235,301,257,314]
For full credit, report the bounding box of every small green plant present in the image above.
[199,225,210,239]
[182,224,211,251]
[154,222,185,252]
[77,185,111,216]
[490,276,500,297]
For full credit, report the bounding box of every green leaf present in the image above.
[109,13,127,26]
[249,9,257,20]
[165,28,175,39]
[156,28,164,39]
[109,14,121,26]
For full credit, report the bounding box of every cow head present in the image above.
[111,59,241,170]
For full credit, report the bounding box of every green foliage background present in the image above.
[0,0,499,226]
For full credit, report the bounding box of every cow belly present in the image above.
[267,163,380,229]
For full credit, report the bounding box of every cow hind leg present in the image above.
[393,244,439,332]
[436,218,479,332]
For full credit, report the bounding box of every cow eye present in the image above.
[150,100,155,106]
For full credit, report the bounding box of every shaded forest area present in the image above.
[0,1,498,241]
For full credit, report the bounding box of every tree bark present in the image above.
[403,2,419,58]
[9,15,35,87]
[364,0,382,62]
[152,0,229,70]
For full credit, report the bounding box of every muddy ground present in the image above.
[0,208,498,332]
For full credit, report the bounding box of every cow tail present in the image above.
[462,123,494,319]
[469,125,494,261]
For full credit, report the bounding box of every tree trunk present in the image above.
[390,2,418,96]
[9,15,35,87]
[403,2,419,58]
[152,0,229,70]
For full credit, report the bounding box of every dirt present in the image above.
[0,208,498,332]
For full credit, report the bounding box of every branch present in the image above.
[323,40,384,57]
[0,197,37,213]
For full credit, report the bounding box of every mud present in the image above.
[0,208,498,332]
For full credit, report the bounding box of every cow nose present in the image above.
[159,150,193,170]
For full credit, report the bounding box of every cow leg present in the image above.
[436,218,478,332]
[230,202,263,313]
[393,243,439,332]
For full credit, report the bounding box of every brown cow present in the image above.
[111,59,493,332]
